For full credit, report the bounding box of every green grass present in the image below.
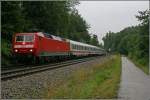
[129,57,149,74]
[1,38,12,66]
[45,55,121,99]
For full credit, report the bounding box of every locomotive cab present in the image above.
[13,33,36,55]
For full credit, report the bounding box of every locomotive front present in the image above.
[12,33,36,55]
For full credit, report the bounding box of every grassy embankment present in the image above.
[1,38,12,66]
[46,55,121,99]
[129,56,149,74]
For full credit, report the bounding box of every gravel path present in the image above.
[118,57,150,100]
[1,56,107,99]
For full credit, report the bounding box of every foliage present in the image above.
[1,1,26,41]
[1,1,101,66]
[102,10,149,72]
[1,1,99,45]
[90,34,99,46]
[1,39,12,66]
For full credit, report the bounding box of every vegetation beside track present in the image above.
[128,57,149,74]
[1,38,12,66]
[46,55,121,99]
[102,10,149,74]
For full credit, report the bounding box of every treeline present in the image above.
[2,1,99,45]
[1,1,100,66]
[102,10,149,73]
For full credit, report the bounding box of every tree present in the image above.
[90,34,99,46]
[102,10,149,68]
[1,1,26,41]
[1,1,93,66]
[2,1,91,43]
[136,10,149,62]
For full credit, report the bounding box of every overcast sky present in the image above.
[75,1,149,43]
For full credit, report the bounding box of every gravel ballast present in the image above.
[1,56,107,99]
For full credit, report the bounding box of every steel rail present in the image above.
[1,56,101,81]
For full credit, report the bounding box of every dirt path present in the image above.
[118,57,150,100]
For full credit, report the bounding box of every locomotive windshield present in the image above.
[16,35,34,42]
[16,36,24,42]
[25,35,34,42]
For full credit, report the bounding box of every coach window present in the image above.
[74,44,76,50]
[74,45,75,50]
[75,45,77,50]
[71,44,73,49]
[72,44,74,49]
[78,45,80,50]
[74,45,76,50]
[76,45,78,50]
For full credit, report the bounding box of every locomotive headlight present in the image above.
[15,49,18,52]
[30,49,33,52]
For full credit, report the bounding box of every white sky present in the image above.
[75,1,149,43]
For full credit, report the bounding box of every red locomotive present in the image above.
[12,32,105,62]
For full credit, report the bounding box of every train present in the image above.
[12,32,106,63]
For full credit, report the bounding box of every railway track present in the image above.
[1,56,102,81]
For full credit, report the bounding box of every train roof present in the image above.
[15,33,35,35]
[15,32,63,41]
[67,39,104,50]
